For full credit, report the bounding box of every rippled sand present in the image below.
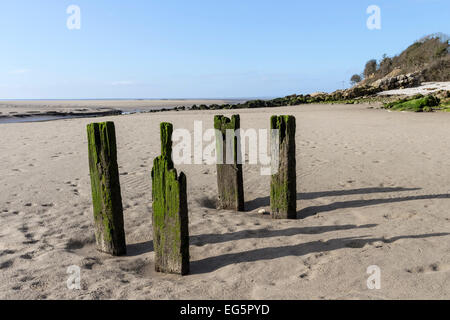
[1,103,449,299]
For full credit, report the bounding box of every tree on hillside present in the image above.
[364,59,378,78]
[379,54,393,77]
[350,74,362,85]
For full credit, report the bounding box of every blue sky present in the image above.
[0,0,448,99]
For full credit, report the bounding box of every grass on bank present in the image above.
[382,94,446,112]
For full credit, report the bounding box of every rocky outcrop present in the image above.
[371,72,421,91]
[328,72,423,100]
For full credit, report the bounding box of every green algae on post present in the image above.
[270,115,297,219]
[214,115,245,211]
[86,121,126,255]
[151,122,189,275]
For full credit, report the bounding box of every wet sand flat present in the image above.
[0,99,245,121]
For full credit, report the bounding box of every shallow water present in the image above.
[0,114,110,124]
[0,107,178,124]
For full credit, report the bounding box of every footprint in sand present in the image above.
[0,260,14,269]
[406,263,450,274]
[41,203,54,208]
[65,235,95,250]
[18,225,29,234]
[299,272,309,279]
[81,257,102,270]
[20,252,35,260]
[24,232,34,240]
[23,239,38,245]
[0,249,16,257]
[66,181,80,195]
[18,224,38,245]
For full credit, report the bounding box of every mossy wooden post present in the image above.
[270,115,297,219]
[87,121,126,256]
[151,122,189,275]
[214,115,244,211]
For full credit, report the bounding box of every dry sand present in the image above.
[0,103,449,299]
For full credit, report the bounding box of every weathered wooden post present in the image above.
[214,115,244,211]
[270,115,297,219]
[87,121,127,255]
[151,122,189,275]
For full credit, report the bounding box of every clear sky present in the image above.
[0,0,448,99]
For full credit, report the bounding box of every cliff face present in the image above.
[365,34,449,84]
[343,34,449,99]
[338,72,422,99]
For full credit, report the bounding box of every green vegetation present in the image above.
[350,74,362,85]
[188,92,449,113]
[364,59,378,78]
[214,114,240,163]
[383,94,440,112]
[270,115,296,219]
[213,115,244,211]
[362,33,449,83]
[191,94,332,111]
[86,121,126,256]
[437,98,450,112]
[151,122,189,275]
[152,33,448,114]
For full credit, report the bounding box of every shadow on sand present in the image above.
[245,187,450,219]
[190,232,450,274]
[126,224,377,256]
[127,241,154,257]
[189,224,377,246]
[127,224,377,256]
[127,186,450,274]
[245,187,421,211]
[297,193,450,218]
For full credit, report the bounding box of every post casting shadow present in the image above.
[190,232,450,274]
[298,193,450,219]
[245,187,421,211]
[190,224,377,247]
[127,241,154,257]
[126,224,377,256]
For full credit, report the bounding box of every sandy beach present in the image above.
[1,103,450,299]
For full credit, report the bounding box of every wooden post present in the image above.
[151,122,189,275]
[214,115,245,211]
[270,115,297,219]
[87,121,127,255]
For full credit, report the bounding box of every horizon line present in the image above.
[0,97,277,102]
